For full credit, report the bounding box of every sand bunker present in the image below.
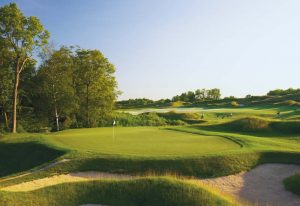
[2,172,131,192]
[200,164,300,206]
[2,164,300,206]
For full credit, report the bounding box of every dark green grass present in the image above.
[284,173,300,196]
[0,177,236,206]
[0,141,65,177]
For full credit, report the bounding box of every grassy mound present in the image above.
[0,177,236,206]
[0,141,65,177]
[222,117,270,132]
[283,173,300,196]
[158,111,205,124]
[215,117,300,134]
[281,100,300,106]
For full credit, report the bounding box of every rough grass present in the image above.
[284,173,300,196]
[0,177,237,206]
[157,111,205,124]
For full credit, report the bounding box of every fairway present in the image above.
[49,127,240,157]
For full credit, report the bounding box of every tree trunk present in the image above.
[3,107,9,130]
[52,84,59,132]
[11,57,28,133]
[12,68,19,133]
[86,85,89,127]
[55,106,59,132]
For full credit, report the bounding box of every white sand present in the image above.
[200,164,300,206]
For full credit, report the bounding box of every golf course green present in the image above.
[48,127,240,157]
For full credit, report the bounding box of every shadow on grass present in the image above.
[0,142,65,177]
[45,151,300,179]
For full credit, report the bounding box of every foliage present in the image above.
[117,98,171,109]
[172,88,221,102]
[112,112,187,126]
[73,49,118,127]
[33,47,76,131]
[0,3,49,133]
[0,3,119,132]
[267,88,300,96]
[230,101,239,107]
[171,101,184,107]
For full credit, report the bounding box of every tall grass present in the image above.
[0,177,237,206]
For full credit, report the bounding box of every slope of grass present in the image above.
[197,117,300,137]
[0,134,65,177]
[0,177,237,206]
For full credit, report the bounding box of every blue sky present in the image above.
[1,0,300,100]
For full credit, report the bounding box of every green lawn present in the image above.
[48,127,240,157]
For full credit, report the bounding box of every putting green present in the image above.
[48,127,240,157]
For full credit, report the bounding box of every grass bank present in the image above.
[0,177,237,206]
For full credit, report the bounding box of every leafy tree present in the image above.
[267,88,300,96]
[186,91,196,102]
[74,49,118,127]
[0,68,12,130]
[208,88,221,100]
[0,3,49,133]
[34,47,76,131]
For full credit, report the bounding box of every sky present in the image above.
[1,0,300,100]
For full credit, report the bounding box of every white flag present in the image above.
[113,120,116,126]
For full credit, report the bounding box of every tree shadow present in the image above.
[0,142,65,177]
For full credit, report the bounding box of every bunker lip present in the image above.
[1,172,133,192]
[2,163,300,206]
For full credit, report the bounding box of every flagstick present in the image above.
[112,119,115,140]
[113,124,115,140]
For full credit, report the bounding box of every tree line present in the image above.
[267,88,300,96]
[0,3,118,133]
[117,88,221,108]
[172,88,221,102]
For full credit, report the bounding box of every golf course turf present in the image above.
[48,127,240,157]
[1,106,300,205]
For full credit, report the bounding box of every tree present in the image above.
[0,37,13,130]
[0,3,49,133]
[186,91,195,102]
[209,88,221,100]
[74,49,118,127]
[0,68,12,130]
[34,47,75,131]
[195,89,207,101]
